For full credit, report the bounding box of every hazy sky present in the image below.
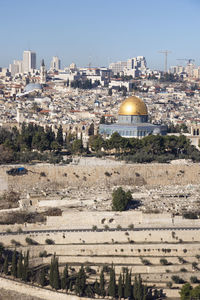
[0,0,200,70]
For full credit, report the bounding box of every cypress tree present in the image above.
[129,271,132,299]
[3,255,8,275]
[99,269,105,296]
[39,268,46,287]
[75,265,86,296]
[88,123,94,136]
[122,270,125,297]
[22,250,29,282]
[79,265,86,296]
[75,277,80,296]
[124,269,132,299]
[49,254,56,288]
[134,275,138,300]
[137,274,143,300]
[134,274,145,300]
[143,285,147,300]
[108,267,116,298]
[118,273,123,299]
[69,280,73,291]
[17,251,23,279]
[53,257,60,290]
[61,264,69,290]
[56,125,63,146]
[94,279,99,295]
[85,284,94,298]
[11,249,17,277]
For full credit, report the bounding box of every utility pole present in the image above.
[158,50,171,73]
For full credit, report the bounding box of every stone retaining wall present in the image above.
[1,162,200,194]
[0,276,95,300]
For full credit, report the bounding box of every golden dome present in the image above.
[118,95,148,116]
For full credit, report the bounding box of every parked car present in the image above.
[6,167,28,176]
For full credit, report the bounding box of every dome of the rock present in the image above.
[118,95,148,116]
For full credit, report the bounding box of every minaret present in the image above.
[16,103,24,124]
[40,59,46,84]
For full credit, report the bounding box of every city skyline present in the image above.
[0,0,200,70]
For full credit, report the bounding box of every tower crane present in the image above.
[158,50,171,72]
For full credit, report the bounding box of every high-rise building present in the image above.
[23,50,36,73]
[109,56,147,76]
[169,65,185,74]
[9,60,23,76]
[51,56,61,70]
[193,67,200,79]
[185,63,195,78]
[109,61,127,74]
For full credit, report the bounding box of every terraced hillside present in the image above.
[1,211,200,299]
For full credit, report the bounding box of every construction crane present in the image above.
[177,58,195,65]
[158,50,171,72]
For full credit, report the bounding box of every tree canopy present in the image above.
[112,187,133,211]
[89,132,200,163]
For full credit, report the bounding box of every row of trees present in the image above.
[0,245,162,299]
[0,245,30,282]
[0,124,64,153]
[167,123,189,134]
[0,124,82,163]
[89,132,200,162]
[45,258,163,299]
[1,123,200,164]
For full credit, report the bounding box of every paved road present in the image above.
[1,226,200,236]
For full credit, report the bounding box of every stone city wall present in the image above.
[1,162,200,194]
[0,276,96,300]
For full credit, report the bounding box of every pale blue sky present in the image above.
[0,0,200,70]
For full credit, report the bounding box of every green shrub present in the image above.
[190,276,199,283]
[17,227,23,233]
[160,258,169,265]
[166,281,172,288]
[25,237,38,245]
[178,256,187,264]
[183,211,198,219]
[180,268,187,272]
[141,259,151,265]
[171,275,185,284]
[45,239,55,245]
[105,171,112,177]
[128,223,134,230]
[11,239,21,246]
[40,172,46,177]
[39,250,48,257]
[192,262,198,270]
[104,225,109,230]
[92,225,98,231]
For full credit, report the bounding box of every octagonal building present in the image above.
[99,95,167,138]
